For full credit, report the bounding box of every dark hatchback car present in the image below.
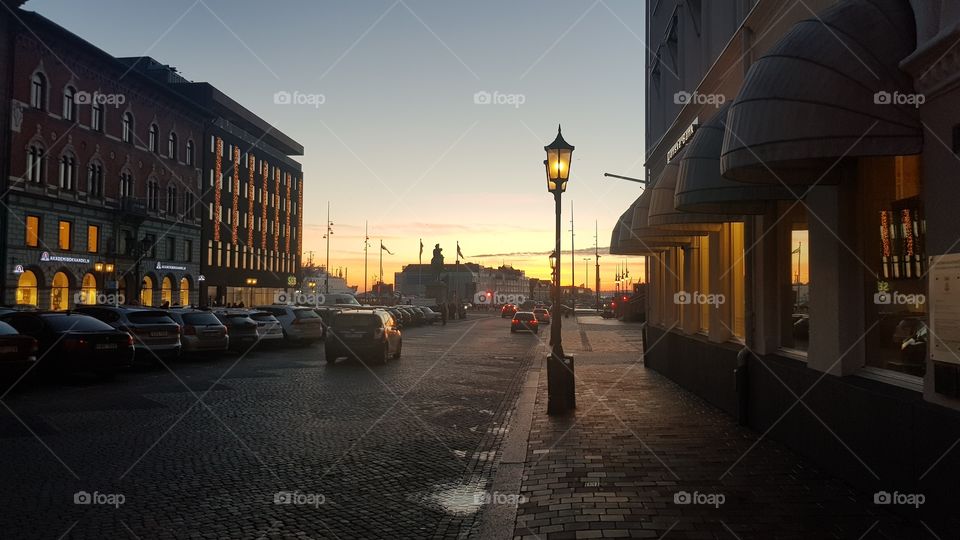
[511,312,539,334]
[0,312,133,376]
[213,311,260,352]
[0,320,38,378]
[325,310,402,365]
[74,306,181,361]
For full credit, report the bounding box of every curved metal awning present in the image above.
[648,147,725,231]
[676,104,796,214]
[610,194,692,255]
[720,0,921,184]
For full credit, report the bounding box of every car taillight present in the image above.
[126,334,134,346]
[183,325,197,336]
[29,338,38,354]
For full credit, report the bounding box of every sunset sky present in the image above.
[29,0,650,290]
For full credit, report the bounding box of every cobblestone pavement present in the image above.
[0,313,536,539]
[514,316,924,540]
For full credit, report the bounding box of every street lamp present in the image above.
[544,125,575,414]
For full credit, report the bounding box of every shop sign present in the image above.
[929,253,960,364]
[666,119,698,163]
[40,251,91,265]
[156,261,188,271]
[13,265,24,274]
[198,275,206,282]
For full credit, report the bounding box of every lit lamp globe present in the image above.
[544,125,574,193]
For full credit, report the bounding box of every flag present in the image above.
[419,239,424,263]
[791,247,801,254]
[456,241,465,261]
[381,241,394,255]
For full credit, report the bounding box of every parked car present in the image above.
[501,304,517,318]
[388,307,410,328]
[255,305,325,343]
[417,306,440,324]
[212,310,260,352]
[165,309,229,355]
[75,306,181,362]
[0,321,38,378]
[400,306,423,326]
[0,312,133,376]
[248,311,285,343]
[511,312,539,334]
[325,309,402,364]
[534,308,551,324]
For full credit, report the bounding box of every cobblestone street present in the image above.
[0,314,536,539]
[514,317,925,540]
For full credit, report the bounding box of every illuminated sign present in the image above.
[156,261,188,271]
[39,251,91,265]
[666,119,698,162]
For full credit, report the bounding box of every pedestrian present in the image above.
[161,300,170,309]
[440,302,447,326]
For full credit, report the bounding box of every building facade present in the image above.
[6,12,203,310]
[611,0,960,517]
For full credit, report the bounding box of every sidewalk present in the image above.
[513,316,919,539]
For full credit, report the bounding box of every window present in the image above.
[166,184,177,214]
[62,86,77,122]
[58,220,72,250]
[148,124,159,153]
[120,171,134,198]
[50,272,69,311]
[168,132,178,160]
[87,224,99,253]
[87,161,104,197]
[184,191,195,219]
[147,180,160,211]
[58,152,76,190]
[122,112,134,144]
[143,234,156,258]
[781,205,809,352]
[166,236,176,259]
[728,222,746,339]
[16,271,38,306]
[185,239,192,262]
[25,215,39,247]
[91,101,104,132]
[697,237,710,334]
[30,73,46,110]
[186,140,195,166]
[27,145,44,183]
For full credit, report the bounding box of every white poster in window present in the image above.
[929,254,960,364]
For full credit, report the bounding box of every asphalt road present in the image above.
[0,313,538,539]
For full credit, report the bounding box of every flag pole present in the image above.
[364,221,369,295]
[379,240,383,303]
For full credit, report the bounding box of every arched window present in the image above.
[161,276,173,306]
[59,152,76,190]
[168,132,178,160]
[27,144,45,183]
[30,73,46,110]
[122,112,134,144]
[79,273,97,305]
[87,160,104,198]
[120,171,134,198]
[141,276,154,307]
[16,271,38,307]
[148,124,159,153]
[62,86,77,122]
[91,101,104,132]
[147,179,160,211]
[186,140,195,166]
[50,271,69,311]
[179,277,190,306]
[166,184,178,214]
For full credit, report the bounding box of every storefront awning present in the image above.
[648,147,725,231]
[720,0,921,184]
[676,104,795,214]
[610,195,692,255]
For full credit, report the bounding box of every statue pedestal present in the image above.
[425,281,447,302]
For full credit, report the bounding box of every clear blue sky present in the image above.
[26,0,649,288]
